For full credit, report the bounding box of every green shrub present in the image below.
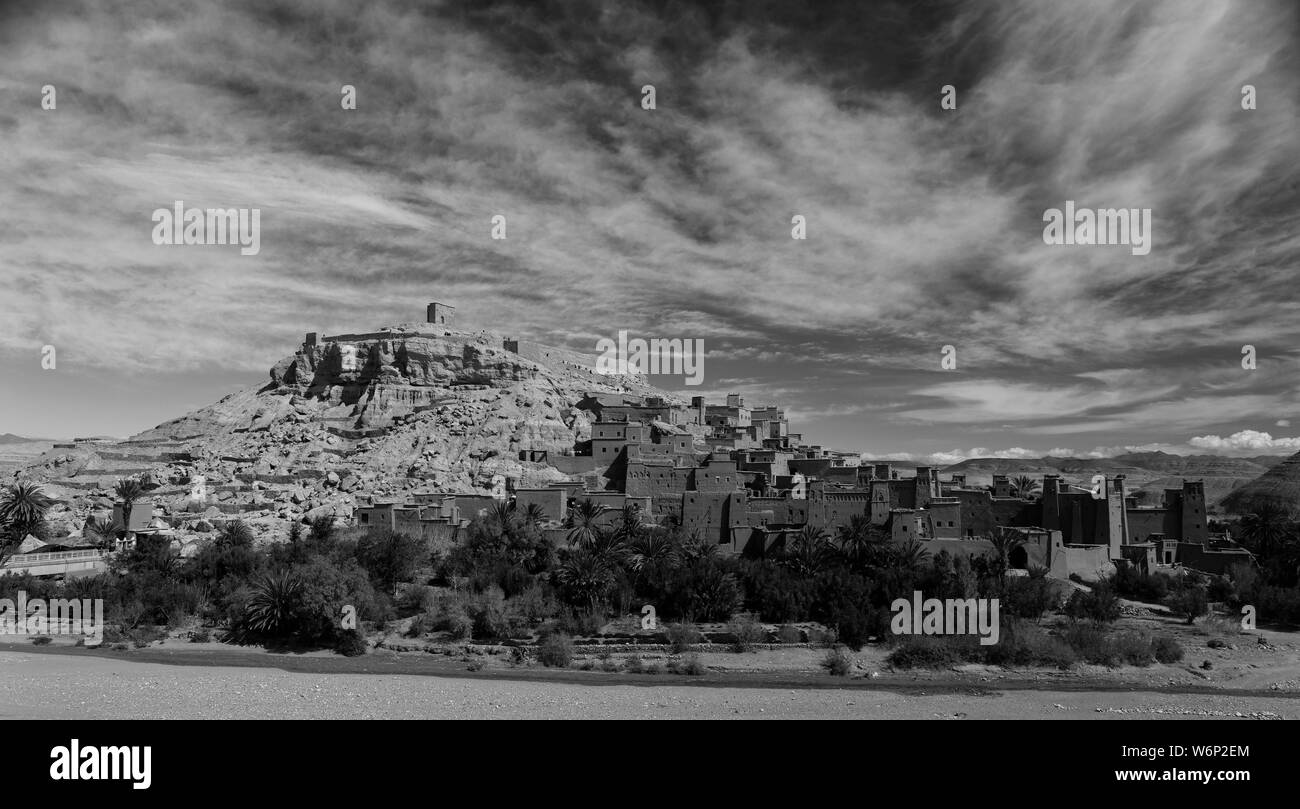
[624,654,644,673]
[1060,623,1115,665]
[334,628,368,656]
[679,653,705,675]
[726,613,764,652]
[551,608,605,637]
[886,636,965,669]
[1152,634,1184,663]
[31,636,52,646]
[1111,631,1156,667]
[831,605,879,651]
[643,661,662,675]
[983,620,1076,669]
[808,625,838,646]
[128,626,165,648]
[1164,584,1209,625]
[1065,579,1121,624]
[538,633,574,668]
[189,627,212,643]
[1114,565,1171,602]
[431,594,473,639]
[821,646,852,676]
[509,645,531,666]
[1002,576,1058,621]
[666,622,701,653]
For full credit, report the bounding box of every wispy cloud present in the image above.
[1,0,1296,452]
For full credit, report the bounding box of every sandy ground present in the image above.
[0,650,1293,719]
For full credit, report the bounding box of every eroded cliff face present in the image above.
[23,325,682,541]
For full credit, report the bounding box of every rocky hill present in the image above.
[1219,450,1300,516]
[18,322,687,543]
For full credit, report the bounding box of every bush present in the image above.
[551,608,605,637]
[983,620,1076,669]
[886,636,965,669]
[808,626,838,646]
[830,604,881,652]
[189,627,212,643]
[1065,579,1121,624]
[1060,625,1161,668]
[624,654,644,673]
[31,636,52,646]
[1152,634,1184,663]
[128,625,166,648]
[726,613,764,652]
[670,653,705,676]
[821,646,852,676]
[1111,631,1156,667]
[643,662,662,675]
[334,629,368,656]
[1060,623,1116,665]
[1113,565,1171,602]
[776,624,803,644]
[1164,584,1209,625]
[666,622,701,653]
[431,593,473,639]
[1002,576,1058,621]
[538,633,574,668]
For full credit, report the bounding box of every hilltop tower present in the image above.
[427,302,456,327]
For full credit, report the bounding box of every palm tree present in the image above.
[0,481,51,537]
[586,525,631,568]
[520,503,547,529]
[679,530,717,563]
[836,513,876,568]
[566,499,608,547]
[0,482,51,564]
[628,530,680,573]
[218,519,255,547]
[113,477,146,535]
[1011,475,1040,499]
[1239,502,1295,559]
[785,524,831,577]
[553,546,615,611]
[614,503,643,543]
[891,538,931,573]
[84,516,119,549]
[988,526,1026,580]
[486,500,517,540]
[241,573,303,637]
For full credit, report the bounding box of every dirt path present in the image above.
[0,650,1292,719]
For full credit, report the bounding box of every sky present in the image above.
[1,0,1298,463]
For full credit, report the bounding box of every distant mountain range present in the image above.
[938,452,1288,514]
[0,433,55,444]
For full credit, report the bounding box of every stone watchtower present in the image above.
[427,302,456,327]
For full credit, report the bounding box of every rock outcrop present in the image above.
[19,322,684,543]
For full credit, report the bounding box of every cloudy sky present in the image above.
[1,0,1298,462]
